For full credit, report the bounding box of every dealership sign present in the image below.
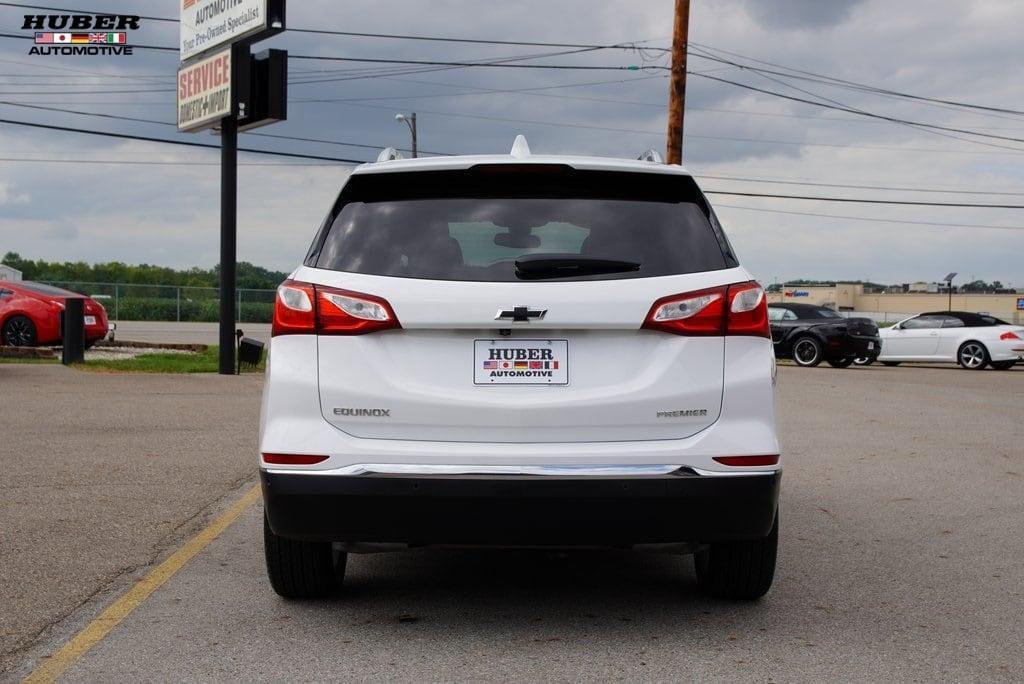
[180,0,269,61]
[177,48,232,131]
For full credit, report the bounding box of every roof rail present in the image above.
[637,149,663,163]
[376,147,404,162]
[510,134,531,159]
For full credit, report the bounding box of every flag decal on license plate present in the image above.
[474,339,569,385]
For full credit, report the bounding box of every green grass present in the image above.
[82,345,264,373]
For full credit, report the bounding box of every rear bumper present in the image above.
[836,334,880,359]
[261,468,781,545]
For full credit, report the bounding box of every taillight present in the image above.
[643,281,769,338]
[272,280,316,336]
[271,279,400,337]
[316,287,400,335]
[262,453,328,465]
[712,455,780,467]
[1000,331,1021,341]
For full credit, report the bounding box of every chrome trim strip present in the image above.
[262,463,779,477]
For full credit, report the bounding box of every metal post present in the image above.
[219,114,238,375]
[238,288,242,323]
[114,283,119,322]
[665,0,690,164]
[176,287,181,322]
[410,112,417,158]
[62,298,85,364]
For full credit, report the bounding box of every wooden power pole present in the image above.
[666,0,691,164]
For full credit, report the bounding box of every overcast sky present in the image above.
[1,0,1022,286]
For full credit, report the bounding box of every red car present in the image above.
[0,281,109,348]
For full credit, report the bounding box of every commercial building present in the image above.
[0,264,22,281]
[768,282,1024,323]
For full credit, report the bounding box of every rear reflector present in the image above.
[712,455,780,467]
[262,453,329,465]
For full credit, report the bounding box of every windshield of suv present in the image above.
[311,168,734,282]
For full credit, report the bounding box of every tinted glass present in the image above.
[312,169,732,282]
[902,316,943,329]
[811,307,842,318]
[939,316,964,328]
[767,307,786,321]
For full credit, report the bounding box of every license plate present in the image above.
[867,342,874,350]
[83,316,97,325]
[474,339,569,385]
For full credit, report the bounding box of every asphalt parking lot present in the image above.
[3,362,1023,681]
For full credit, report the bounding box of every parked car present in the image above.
[876,311,1024,370]
[0,281,109,348]
[767,303,880,367]
[260,138,781,601]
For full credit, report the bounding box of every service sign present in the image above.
[177,48,232,132]
[180,0,267,62]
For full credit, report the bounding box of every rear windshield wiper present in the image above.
[514,254,641,280]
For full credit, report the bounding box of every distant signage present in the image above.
[1017,297,1024,311]
[177,47,231,132]
[180,0,267,62]
[785,290,810,298]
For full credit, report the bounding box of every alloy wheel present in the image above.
[794,339,820,366]
[3,317,35,346]
[959,343,986,369]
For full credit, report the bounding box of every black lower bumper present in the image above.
[261,469,781,546]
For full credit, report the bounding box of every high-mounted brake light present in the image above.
[643,281,769,337]
[272,279,401,337]
[1000,331,1021,341]
[713,455,780,467]
[262,453,329,465]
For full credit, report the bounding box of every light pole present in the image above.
[944,272,957,311]
[395,112,417,158]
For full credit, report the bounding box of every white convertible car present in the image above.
[876,311,1024,370]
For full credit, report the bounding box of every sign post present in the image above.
[177,0,285,375]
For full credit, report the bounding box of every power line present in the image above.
[689,42,1024,118]
[703,190,1024,209]
[714,203,1024,232]
[0,116,365,163]
[690,72,1024,149]
[693,174,1024,197]
[0,156,337,166]
[0,99,452,154]
[0,1,669,51]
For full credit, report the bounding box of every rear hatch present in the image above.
[301,166,746,444]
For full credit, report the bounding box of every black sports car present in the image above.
[767,303,880,367]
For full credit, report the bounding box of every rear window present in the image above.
[18,282,79,297]
[310,168,735,282]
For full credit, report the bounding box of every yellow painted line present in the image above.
[24,484,261,684]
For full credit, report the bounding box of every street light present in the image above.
[943,272,957,311]
[394,112,417,158]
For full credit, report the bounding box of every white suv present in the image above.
[260,138,781,600]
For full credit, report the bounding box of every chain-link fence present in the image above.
[41,281,276,323]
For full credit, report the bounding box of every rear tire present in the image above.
[957,341,989,370]
[695,513,778,600]
[827,357,855,368]
[2,315,37,347]
[990,360,1015,370]
[881,361,901,367]
[791,337,823,367]
[264,515,346,599]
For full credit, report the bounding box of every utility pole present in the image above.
[665,0,690,165]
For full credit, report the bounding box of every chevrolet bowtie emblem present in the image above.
[495,306,547,322]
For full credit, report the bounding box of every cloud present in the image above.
[740,0,865,29]
[0,182,29,205]
[0,0,1021,286]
